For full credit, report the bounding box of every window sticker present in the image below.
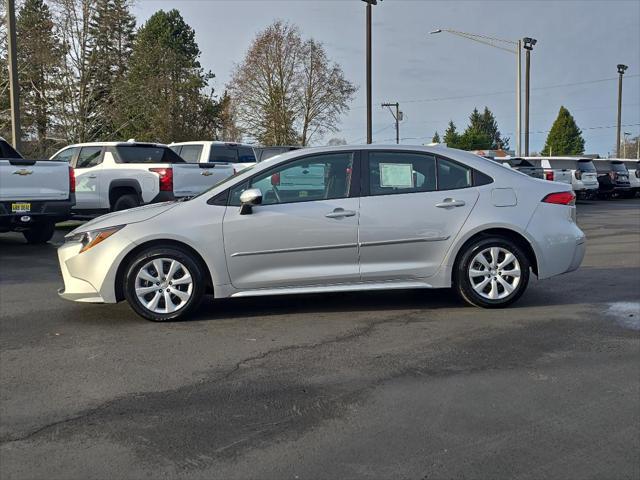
[380,163,414,188]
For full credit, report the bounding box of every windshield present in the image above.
[187,164,257,201]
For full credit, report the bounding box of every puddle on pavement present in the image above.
[606,302,640,331]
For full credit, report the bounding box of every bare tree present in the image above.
[229,21,356,146]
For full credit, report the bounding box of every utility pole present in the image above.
[363,0,380,144]
[6,0,21,151]
[516,39,522,157]
[382,102,402,144]
[523,37,537,156]
[616,64,628,158]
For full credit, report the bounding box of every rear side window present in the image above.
[209,145,237,163]
[76,146,102,168]
[0,139,22,158]
[178,145,203,163]
[115,146,184,164]
[238,146,256,163]
[51,147,77,163]
[437,157,472,190]
[368,152,436,196]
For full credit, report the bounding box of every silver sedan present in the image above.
[58,145,586,321]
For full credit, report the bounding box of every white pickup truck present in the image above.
[50,141,235,215]
[0,137,75,243]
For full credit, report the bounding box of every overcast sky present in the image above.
[133,0,640,155]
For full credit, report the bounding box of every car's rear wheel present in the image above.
[113,194,139,212]
[455,236,530,308]
[23,221,55,244]
[123,246,205,321]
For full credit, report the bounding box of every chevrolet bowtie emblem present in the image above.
[13,169,33,176]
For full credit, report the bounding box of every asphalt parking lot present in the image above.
[1,199,639,480]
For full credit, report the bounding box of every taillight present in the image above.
[68,166,75,193]
[575,170,582,180]
[149,167,173,191]
[542,191,576,205]
[545,171,554,181]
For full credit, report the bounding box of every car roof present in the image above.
[61,141,168,148]
[168,141,255,147]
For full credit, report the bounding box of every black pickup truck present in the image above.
[0,138,75,243]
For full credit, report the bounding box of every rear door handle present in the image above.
[325,208,356,219]
[88,175,97,179]
[435,198,466,208]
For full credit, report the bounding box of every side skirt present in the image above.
[229,280,436,298]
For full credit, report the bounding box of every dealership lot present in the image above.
[1,200,639,479]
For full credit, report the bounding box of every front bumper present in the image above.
[57,228,136,304]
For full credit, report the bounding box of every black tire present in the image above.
[22,221,55,244]
[454,236,530,309]
[112,194,140,212]
[123,246,205,321]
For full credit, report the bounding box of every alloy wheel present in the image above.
[468,246,521,300]
[134,258,193,314]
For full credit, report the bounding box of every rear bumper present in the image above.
[0,197,75,231]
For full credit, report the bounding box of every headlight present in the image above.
[65,225,125,253]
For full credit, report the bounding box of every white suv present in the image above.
[50,141,234,215]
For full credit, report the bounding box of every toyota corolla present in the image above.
[57,145,586,321]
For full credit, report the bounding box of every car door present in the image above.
[358,151,479,280]
[223,151,360,290]
[72,146,104,210]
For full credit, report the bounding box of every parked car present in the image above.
[492,158,544,179]
[1,137,75,243]
[169,141,257,173]
[622,160,639,197]
[594,159,632,199]
[523,157,599,199]
[50,141,234,216]
[254,146,302,162]
[57,145,585,321]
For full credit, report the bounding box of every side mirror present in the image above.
[239,188,262,215]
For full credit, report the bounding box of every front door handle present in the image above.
[435,198,466,208]
[88,175,97,179]
[325,208,356,219]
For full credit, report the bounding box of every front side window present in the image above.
[76,146,102,169]
[52,147,77,163]
[178,145,203,163]
[230,153,354,206]
[437,157,472,190]
[368,152,436,196]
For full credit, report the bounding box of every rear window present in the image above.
[611,162,628,172]
[548,159,577,170]
[178,145,203,163]
[577,160,596,172]
[115,146,184,164]
[209,145,237,163]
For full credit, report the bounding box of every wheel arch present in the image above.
[451,227,539,278]
[114,239,214,302]
[109,179,143,208]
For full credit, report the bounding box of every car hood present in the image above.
[70,202,179,234]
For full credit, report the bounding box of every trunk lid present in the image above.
[172,162,235,197]
[0,159,70,201]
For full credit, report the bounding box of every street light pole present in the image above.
[523,37,537,156]
[623,132,630,158]
[6,0,21,151]
[430,29,523,156]
[363,0,380,144]
[616,64,628,158]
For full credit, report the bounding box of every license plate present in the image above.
[11,202,31,213]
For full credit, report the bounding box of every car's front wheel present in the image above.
[455,236,530,308]
[123,246,206,321]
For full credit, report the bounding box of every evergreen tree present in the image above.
[431,131,440,143]
[16,0,62,156]
[117,9,220,142]
[480,107,508,149]
[541,106,585,156]
[87,0,136,139]
[443,121,460,148]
